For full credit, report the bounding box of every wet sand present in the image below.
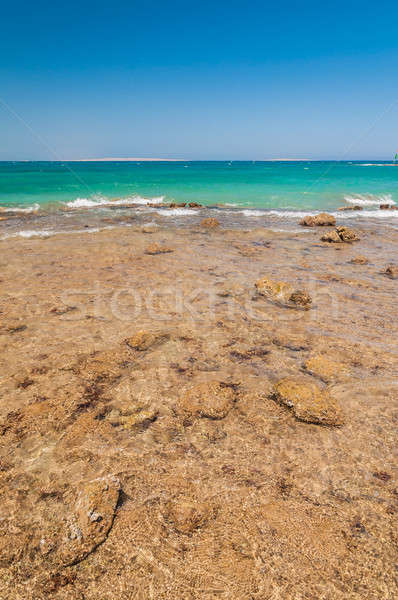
[0,218,397,598]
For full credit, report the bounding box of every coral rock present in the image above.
[321,230,343,243]
[385,264,398,279]
[350,256,368,265]
[288,290,312,308]
[125,330,168,351]
[145,243,174,255]
[337,226,360,242]
[300,213,336,227]
[321,227,360,243]
[255,277,312,309]
[272,378,344,426]
[60,476,120,567]
[179,381,236,419]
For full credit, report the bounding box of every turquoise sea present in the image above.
[1,161,397,212]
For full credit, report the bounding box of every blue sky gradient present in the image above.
[1,0,398,160]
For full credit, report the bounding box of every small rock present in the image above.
[141,225,158,233]
[179,381,236,419]
[385,265,398,279]
[272,378,344,426]
[6,323,27,334]
[255,277,312,309]
[300,213,336,227]
[122,408,158,430]
[200,217,220,229]
[288,290,312,309]
[188,202,202,208]
[338,205,363,211]
[379,204,390,210]
[350,256,368,265]
[125,330,168,351]
[145,243,174,255]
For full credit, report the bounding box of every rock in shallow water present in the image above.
[179,381,237,419]
[321,226,360,243]
[145,243,174,255]
[255,277,312,309]
[385,264,398,279]
[125,330,169,351]
[300,213,336,227]
[350,255,369,264]
[272,377,344,426]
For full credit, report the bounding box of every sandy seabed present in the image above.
[0,217,397,599]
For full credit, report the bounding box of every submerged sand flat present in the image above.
[0,220,397,599]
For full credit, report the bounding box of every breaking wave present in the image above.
[65,195,164,208]
[0,203,40,213]
[344,194,395,206]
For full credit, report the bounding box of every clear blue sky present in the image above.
[1,0,398,160]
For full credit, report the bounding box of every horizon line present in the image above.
[1,157,397,163]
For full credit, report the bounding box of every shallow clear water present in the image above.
[1,160,397,212]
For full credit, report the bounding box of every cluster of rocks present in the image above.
[321,226,360,243]
[300,213,336,227]
[379,204,397,210]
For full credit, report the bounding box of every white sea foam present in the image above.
[336,209,398,219]
[0,203,40,213]
[238,210,265,217]
[154,208,194,216]
[0,226,116,241]
[65,195,164,208]
[344,194,395,206]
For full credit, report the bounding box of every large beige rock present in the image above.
[272,378,344,426]
[60,476,120,567]
[300,213,336,227]
[179,381,236,419]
